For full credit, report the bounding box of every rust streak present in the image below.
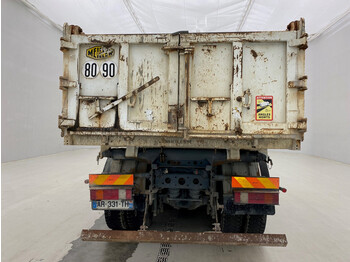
[81,230,288,247]
[250,49,258,59]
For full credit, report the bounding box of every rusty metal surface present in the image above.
[81,230,287,247]
[89,76,160,120]
[65,132,299,150]
[59,19,307,150]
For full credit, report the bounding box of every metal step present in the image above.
[81,230,287,247]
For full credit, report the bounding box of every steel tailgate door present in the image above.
[180,33,300,137]
[118,36,179,132]
[182,41,233,132]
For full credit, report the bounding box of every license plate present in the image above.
[92,200,134,210]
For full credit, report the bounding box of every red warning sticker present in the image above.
[256,96,273,121]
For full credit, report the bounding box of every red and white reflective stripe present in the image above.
[234,192,279,205]
[119,189,126,199]
[90,189,132,200]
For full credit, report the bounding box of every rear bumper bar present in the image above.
[81,230,287,247]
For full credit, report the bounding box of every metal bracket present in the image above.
[58,115,75,128]
[212,223,222,232]
[232,107,243,135]
[125,146,139,158]
[59,76,77,90]
[60,39,77,51]
[236,89,252,109]
[227,149,240,161]
[288,118,307,132]
[139,194,150,231]
[167,106,178,129]
[191,97,230,117]
[288,37,308,50]
[162,46,195,54]
[288,76,308,91]
[98,145,110,159]
[79,96,116,101]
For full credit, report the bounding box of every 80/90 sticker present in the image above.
[83,61,116,79]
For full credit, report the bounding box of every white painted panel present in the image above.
[61,23,306,150]
[78,44,119,127]
[120,44,169,131]
[242,42,286,123]
[189,43,232,131]
[78,44,119,96]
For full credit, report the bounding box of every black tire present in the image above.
[103,158,151,230]
[259,160,270,177]
[125,195,153,230]
[104,210,128,230]
[125,209,146,230]
[221,212,245,233]
[244,160,269,233]
[105,207,151,230]
[246,215,267,234]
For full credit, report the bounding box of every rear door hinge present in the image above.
[288,76,307,91]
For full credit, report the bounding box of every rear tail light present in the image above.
[234,191,279,205]
[90,189,132,200]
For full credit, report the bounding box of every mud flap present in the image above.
[81,230,287,247]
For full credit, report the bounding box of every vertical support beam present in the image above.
[184,52,191,133]
[231,42,243,133]
[296,20,307,126]
[178,51,186,129]
[60,82,68,119]
[61,26,79,122]
[286,44,299,127]
[167,53,179,106]
[66,49,79,121]
[178,40,193,133]
[118,43,130,129]
[167,36,180,130]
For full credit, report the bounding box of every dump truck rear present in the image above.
[59,19,307,246]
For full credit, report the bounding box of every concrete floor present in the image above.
[2,149,350,262]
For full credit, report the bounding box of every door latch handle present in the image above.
[191,97,230,117]
[236,89,252,109]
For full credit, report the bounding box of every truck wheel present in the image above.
[221,212,244,233]
[104,210,128,230]
[125,196,152,230]
[125,210,146,230]
[125,207,152,230]
[246,215,267,234]
[244,160,269,233]
[103,158,151,230]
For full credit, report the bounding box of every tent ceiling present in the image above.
[25,0,350,37]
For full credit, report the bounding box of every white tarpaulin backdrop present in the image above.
[26,0,350,38]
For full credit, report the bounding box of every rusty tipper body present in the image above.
[59,19,307,246]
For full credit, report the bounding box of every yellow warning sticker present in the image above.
[256,96,273,121]
[86,46,115,60]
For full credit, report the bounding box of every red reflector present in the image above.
[90,189,132,200]
[104,189,119,200]
[234,192,279,205]
[90,190,96,200]
[126,189,132,199]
